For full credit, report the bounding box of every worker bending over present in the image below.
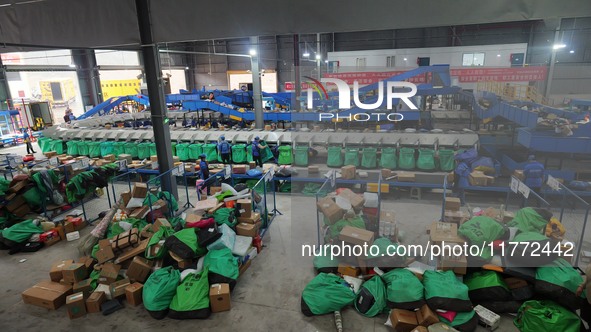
[251,136,267,168]
[218,136,232,164]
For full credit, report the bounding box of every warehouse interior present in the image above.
[1,1,591,331]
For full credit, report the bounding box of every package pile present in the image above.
[21,182,263,320]
[305,195,587,331]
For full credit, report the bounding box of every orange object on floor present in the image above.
[226,200,235,208]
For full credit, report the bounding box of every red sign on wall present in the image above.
[284,66,548,90]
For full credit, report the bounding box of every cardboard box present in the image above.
[233,165,247,174]
[338,189,365,210]
[390,309,419,332]
[410,327,428,332]
[110,228,140,252]
[86,291,106,313]
[504,277,528,290]
[118,154,133,164]
[104,154,116,162]
[308,165,319,174]
[129,206,150,219]
[12,204,31,217]
[185,213,202,225]
[236,222,259,238]
[337,264,361,277]
[239,259,251,276]
[77,256,96,272]
[396,171,416,182]
[339,226,374,246]
[439,254,468,275]
[443,210,469,226]
[513,170,524,181]
[44,151,58,158]
[150,155,158,162]
[416,304,439,327]
[73,279,93,298]
[66,292,86,319]
[238,211,261,224]
[6,195,26,213]
[316,197,345,225]
[64,218,85,233]
[154,218,171,231]
[114,240,149,264]
[153,199,169,214]
[131,182,148,198]
[237,199,252,217]
[367,183,389,193]
[50,259,75,282]
[341,165,356,179]
[469,171,494,186]
[140,224,154,239]
[126,256,153,283]
[380,210,396,223]
[121,191,131,207]
[209,283,231,313]
[22,281,73,310]
[96,239,115,264]
[429,222,463,244]
[169,251,193,269]
[445,197,461,211]
[125,283,143,306]
[474,304,501,330]
[109,278,130,299]
[99,263,121,284]
[9,180,28,194]
[381,168,392,179]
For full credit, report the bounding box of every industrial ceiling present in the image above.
[0,0,589,51]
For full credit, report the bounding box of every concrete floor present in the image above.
[0,143,586,331]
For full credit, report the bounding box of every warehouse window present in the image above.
[462,52,485,66]
[356,57,366,69]
[386,56,395,67]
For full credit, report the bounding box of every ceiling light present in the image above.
[552,44,566,50]
[68,63,76,68]
[315,54,321,60]
[184,66,189,70]
[403,58,407,61]
[324,60,329,63]
[303,52,310,58]
[569,50,575,54]
[249,49,257,56]
[496,54,501,57]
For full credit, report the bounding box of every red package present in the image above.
[437,310,457,322]
[186,217,215,229]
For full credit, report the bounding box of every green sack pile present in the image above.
[301,273,356,316]
[514,300,580,332]
[354,275,387,317]
[382,268,425,310]
[143,266,180,320]
[168,267,211,320]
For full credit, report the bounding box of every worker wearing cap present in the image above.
[523,155,544,207]
[251,136,267,168]
[199,154,210,195]
[218,136,232,165]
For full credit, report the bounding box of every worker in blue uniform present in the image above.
[523,155,545,207]
[454,160,471,205]
[199,154,210,195]
[218,136,232,164]
[251,136,267,168]
[23,128,36,154]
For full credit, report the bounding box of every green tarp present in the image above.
[138,142,151,159]
[168,267,211,319]
[417,149,436,171]
[383,268,425,309]
[508,208,548,234]
[515,300,580,332]
[188,144,203,160]
[231,144,247,163]
[124,142,139,158]
[398,147,416,170]
[143,266,180,316]
[380,148,397,169]
[213,208,237,228]
[301,273,356,316]
[148,143,157,157]
[66,140,79,155]
[50,140,64,154]
[37,137,52,152]
[278,146,293,165]
[203,143,218,162]
[88,142,101,158]
[78,141,89,156]
[355,275,387,317]
[438,149,455,172]
[112,142,125,156]
[100,141,114,157]
[176,143,190,161]
[294,146,309,166]
[0,219,43,243]
[327,146,343,167]
[344,148,359,167]
[361,147,377,169]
